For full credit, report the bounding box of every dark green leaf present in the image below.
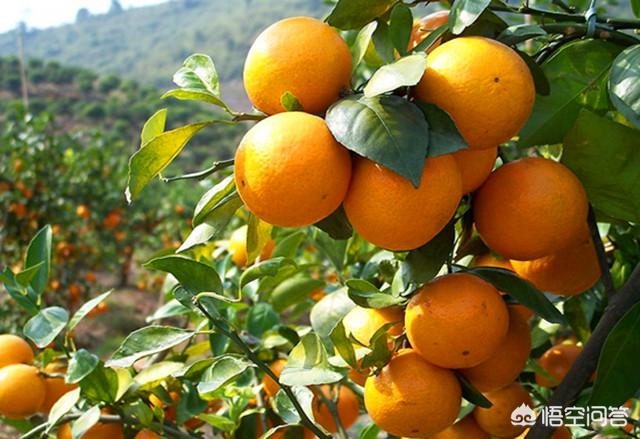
[80,362,119,403]
[198,356,253,396]
[0,269,39,315]
[498,24,547,46]
[449,0,492,35]
[516,50,551,96]
[452,9,507,38]
[107,326,194,368]
[326,94,429,187]
[272,231,306,259]
[456,373,493,408]
[371,21,395,64]
[331,322,358,368]
[346,279,406,308]
[310,288,355,338]
[247,303,279,337]
[177,381,207,424]
[271,276,325,312]
[590,302,640,405]
[280,333,343,386]
[562,110,640,222]
[312,229,348,271]
[415,102,468,156]
[563,296,591,344]
[360,324,392,368]
[192,175,239,227]
[519,40,622,148]
[389,4,413,56]
[145,255,223,296]
[25,225,52,296]
[24,306,68,348]
[351,21,378,71]
[609,44,640,129]
[412,25,447,53]
[15,263,44,288]
[280,91,302,112]
[68,291,112,332]
[327,0,395,30]
[633,0,640,18]
[67,349,100,384]
[363,54,427,98]
[467,267,566,324]
[314,205,353,240]
[400,221,454,285]
[239,257,297,290]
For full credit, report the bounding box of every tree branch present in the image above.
[526,263,640,439]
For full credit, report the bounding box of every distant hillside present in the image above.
[0,0,328,111]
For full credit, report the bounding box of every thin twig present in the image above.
[315,385,348,439]
[160,159,234,183]
[588,205,616,300]
[231,112,266,122]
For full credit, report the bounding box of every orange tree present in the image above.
[1,0,640,438]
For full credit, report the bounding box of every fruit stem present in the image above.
[160,159,234,183]
[193,299,333,439]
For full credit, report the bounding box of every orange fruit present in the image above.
[134,430,160,439]
[348,364,368,386]
[451,147,497,194]
[343,155,462,251]
[511,231,600,296]
[235,112,351,227]
[149,391,207,429]
[76,204,90,219]
[0,334,34,368]
[342,306,404,345]
[262,358,287,398]
[414,36,535,150]
[409,11,450,51]
[40,363,78,413]
[57,422,124,439]
[0,364,46,419]
[431,415,490,439]
[535,343,582,388]
[244,17,351,115]
[85,271,97,283]
[405,273,509,368]
[474,157,588,260]
[518,426,572,439]
[473,382,533,438]
[460,306,531,392]
[364,349,461,437]
[311,385,359,433]
[472,253,514,271]
[228,225,276,267]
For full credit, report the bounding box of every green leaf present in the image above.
[67,349,100,384]
[415,102,468,156]
[516,50,551,96]
[590,302,640,406]
[310,288,355,338]
[192,175,238,226]
[326,94,429,187]
[80,362,119,404]
[107,326,194,368]
[363,53,427,98]
[197,356,253,396]
[314,205,353,240]
[126,121,223,201]
[351,21,378,71]
[272,231,306,259]
[47,388,80,428]
[456,373,493,408]
[360,323,392,368]
[389,4,413,56]
[312,229,347,271]
[0,268,39,315]
[412,25,447,53]
[609,44,640,129]
[273,386,315,425]
[562,110,640,222]
[563,296,591,344]
[359,424,382,439]
[633,0,640,18]
[141,108,167,146]
[497,24,547,46]
[449,0,492,35]
[247,303,279,337]
[467,267,566,324]
[327,0,395,30]
[371,21,395,64]
[519,40,622,148]
[68,291,112,332]
[24,306,68,348]
[15,262,44,288]
[24,225,52,296]
[346,279,406,308]
[71,405,100,439]
[145,255,223,296]
[331,322,357,368]
[135,362,185,389]
[270,276,325,313]
[239,257,297,290]
[198,413,236,432]
[280,91,302,112]
[280,333,343,386]
[247,214,273,265]
[400,221,454,285]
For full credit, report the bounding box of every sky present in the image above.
[0,0,168,33]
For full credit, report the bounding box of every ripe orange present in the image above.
[431,415,490,439]
[57,422,124,439]
[0,364,46,419]
[228,225,276,267]
[149,391,209,429]
[76,204,90,219]
[342,306,404,345]
[472,253,514,271]
[511,231,600,296]
[408,11,449,51]
[460,306,531,392]
[535,343,582,388]
[474,157,588,260]
[414,36,535,150]
[234,112,351,227]
[405,273,509,368]
[262,358,287,398]
[473,382,533,438]
[134,430,160,439]
[243,16,352,115]
[311,385,359,433]
[364,349,461,437]
[0,334,34,368]
[348,363,368,386]
[451,147,497,194]
[40,363,78,413]
[343,155,462,251]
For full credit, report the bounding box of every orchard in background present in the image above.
[1,0,640,438]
